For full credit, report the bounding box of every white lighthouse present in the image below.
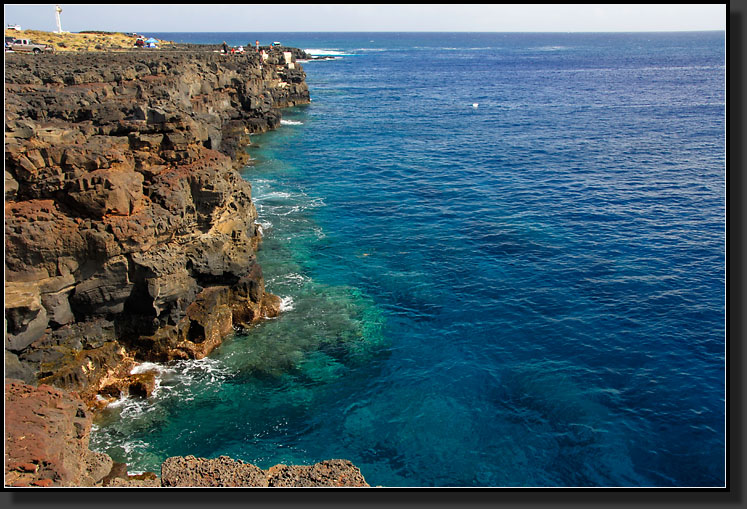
[54,5,63,33]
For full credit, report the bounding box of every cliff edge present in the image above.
[5,48,308,405]
[2,47,365,487]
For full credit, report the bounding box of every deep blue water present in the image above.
[90,32,726,487]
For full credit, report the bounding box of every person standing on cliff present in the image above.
[222,41,228,54]
[256,39,260,52]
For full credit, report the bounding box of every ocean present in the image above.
[89,32,726,487]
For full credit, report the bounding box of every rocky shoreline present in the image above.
[5,379,368,487]
[5,45,367,487]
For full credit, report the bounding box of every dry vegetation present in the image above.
[4,29,174,52]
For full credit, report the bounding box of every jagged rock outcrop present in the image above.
[259,45,313,62]
[5,380,368,487]
[160,455,369,487]
[5,49,309,404]
[4,379,112,487]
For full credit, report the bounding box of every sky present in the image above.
[4,4,726,33]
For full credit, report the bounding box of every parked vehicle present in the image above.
[7,39,54,54]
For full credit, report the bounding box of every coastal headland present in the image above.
[5,36,368,487]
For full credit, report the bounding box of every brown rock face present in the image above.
[265,460,370,487]
[5,49,309,401]
[4,380,112,487]
[4,49,369,489]
[161,456,369,487]
[5,281,49,352]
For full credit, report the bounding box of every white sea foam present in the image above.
[304,48,353,56]
[119,398,152,419]
[270,272,311,287]
[280,119,304,126]
[119,437,149,456]
[130,361,167,375]
[171,357,232,386]
[274,202,319,216]
[89,357,235,470]
[121,357,233,407]
[107,394,130,408]
[303,56,344,61]
[275,207,299,216]
[257,192,323,217]
[279,296,295,312]
[257,191,293,200]
[129,361,177,398]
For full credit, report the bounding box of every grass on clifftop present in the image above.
[4,29,174,52]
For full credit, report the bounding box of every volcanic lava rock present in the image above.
[4,379,112,487]
[5,49,309,400]
[4,48,370,489]
[161,455,369,487]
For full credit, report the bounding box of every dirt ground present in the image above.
[4,29,173,52]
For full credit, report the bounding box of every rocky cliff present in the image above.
[4,48,308,406]
[3,47,371,488]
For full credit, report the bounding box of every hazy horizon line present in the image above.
[19,29,726,34]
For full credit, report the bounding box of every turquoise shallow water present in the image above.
[90,32,725,487]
